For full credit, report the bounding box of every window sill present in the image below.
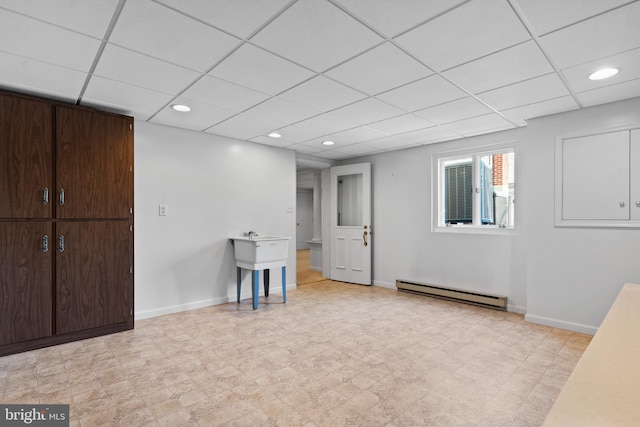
[433,225,517,235]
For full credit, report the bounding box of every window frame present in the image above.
[432,142,517,234]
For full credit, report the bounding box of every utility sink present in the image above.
[231,235,290,270]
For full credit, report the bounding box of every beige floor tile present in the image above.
[0,254,592,426]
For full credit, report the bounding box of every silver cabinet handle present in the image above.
[619,201,626,207]
[43,235,49,252]
[59,189,65,206]
[636,201,640,207]
[43,187,49,204]
[59,235,65,253]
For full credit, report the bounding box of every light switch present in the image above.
[159,204,168,216]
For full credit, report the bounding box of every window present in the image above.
[435,146,515,231]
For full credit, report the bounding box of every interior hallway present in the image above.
[296,249,326,286]
[0,270,590,426]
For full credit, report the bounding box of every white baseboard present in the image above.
[507,304,526,314]
[525,314,597,335]
[232,283,297,302]
[135,297,228,320]
[373,280,396,289]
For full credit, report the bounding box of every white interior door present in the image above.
[296,190,313,249]
[330,163,371,285]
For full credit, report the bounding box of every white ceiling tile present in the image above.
[398,125,462,144]
[110,0,239,72]
[395,0,530,71]
[376,74,467,112]
[0,51,86,103]
[366,113,434,134]
[501,96,579,125]
[326,42,432,95]
[576,78,640,107]
[306,126,389,146]
[277,76,366,112]
[561,47,640,93]
[206,113,281,140]
[0,9,100,72]
[94,44,200,94]
[181,75,270,112]
[476,73,570,110]
[249,135,294,148]
[440,113,515,137]
[287,143,323,155]
[82,76,174,119]
[512,0,632,36]
[309,149,356,160]
[209,44,315,95]
[276,113,359,143]
[351,135,415,151]
[539,2,640,69]
[414,97,492,124]
[250,0,383,72]
[238,98,320,129]
[443,41,554,94]
[0,0,119,38]
[329,98,405,125]
[150,98,236,131]
[334,0,466,38]
[155,0,291,39]
[330,142,385,155]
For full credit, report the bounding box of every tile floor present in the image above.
[0,271,591,426]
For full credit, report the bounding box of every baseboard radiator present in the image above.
[396,279,507,311]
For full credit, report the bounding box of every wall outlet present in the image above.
[159,204,168,216]
[287,205,294,213]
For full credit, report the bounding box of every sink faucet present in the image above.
[243,231,258,239]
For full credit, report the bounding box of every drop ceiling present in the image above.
[1,0,639,162]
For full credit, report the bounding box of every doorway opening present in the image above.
[296,249,326,285]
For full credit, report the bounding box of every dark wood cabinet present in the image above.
[56,221,132,334]
[0,93,52,219]
[56,107,133,219]
[0,222,52,346]
[0,91,133,356]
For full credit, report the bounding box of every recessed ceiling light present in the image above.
[268,132,281,138]
[588,68,619,80]
[171,104,191,112]
[322,141,335,146]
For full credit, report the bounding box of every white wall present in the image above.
[351,128,527,314]
[134,121,297,319]
[523,97,640,334]
[343,96,640,334]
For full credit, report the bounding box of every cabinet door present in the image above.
[56,221,132,335]
[0,93,52,219]
[56,107,133,219]
[632,130,640,221]
[562,131,629,220]
[0,222,52,346]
